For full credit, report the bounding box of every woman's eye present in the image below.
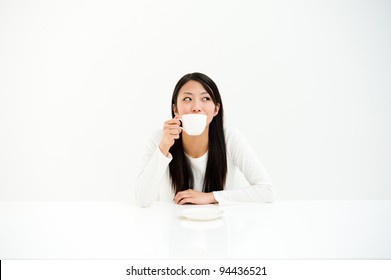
[183,97,191,101]
[202,97,211,101]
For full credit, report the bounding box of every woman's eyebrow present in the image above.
[182,91,209,95]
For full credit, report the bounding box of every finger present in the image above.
[177,194,195,204]
[173,193,183,204]
[175,192,189,200]
[174,196,185,204]
[163,125,178,133]
[168,127,181,134]
[163,124,180,134]
[178,198,193,205]
[165,124,181,132]
[164,123,180,130]
[166,118,181,126]
[174,192,191,204]
[168,131,181,138]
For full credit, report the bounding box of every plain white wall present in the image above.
[0,0,390,201]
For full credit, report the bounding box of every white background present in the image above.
[0,0,390,201]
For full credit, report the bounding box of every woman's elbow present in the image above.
[134,192,155,207]
[133,183,155,207]
[263,185,275,203]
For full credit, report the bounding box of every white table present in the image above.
[1,200,390,259]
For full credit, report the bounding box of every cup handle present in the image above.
[179,118,186,132]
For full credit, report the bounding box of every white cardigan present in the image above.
[134,127,274,206]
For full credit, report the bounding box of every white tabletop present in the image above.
[1,200,390,259]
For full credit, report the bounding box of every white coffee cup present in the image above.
[180,114,207,136]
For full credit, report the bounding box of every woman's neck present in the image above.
[182,128,209,158]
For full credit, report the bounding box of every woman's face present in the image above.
[173,80,220,126]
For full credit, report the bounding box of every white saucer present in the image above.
[181,207,224,221]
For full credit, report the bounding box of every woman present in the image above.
[135,72,274,207]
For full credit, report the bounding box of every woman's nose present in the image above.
[191,101,201,112]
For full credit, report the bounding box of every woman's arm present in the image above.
[134,117,182,207]
[213,127,275,205]
[134,130,172,207]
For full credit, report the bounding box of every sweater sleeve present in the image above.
[134,130,172,207]
[212,127,275,205]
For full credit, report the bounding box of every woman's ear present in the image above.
[172,104,178,115]
[214,103,220,116]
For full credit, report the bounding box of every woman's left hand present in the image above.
[174,189,217,205]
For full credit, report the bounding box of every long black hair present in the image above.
[169,72,227,193]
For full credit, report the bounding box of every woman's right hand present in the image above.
[159,115,182,157]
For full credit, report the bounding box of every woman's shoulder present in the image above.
[223,126,259,165]
[224,126,250,150]
[224,126,246,141]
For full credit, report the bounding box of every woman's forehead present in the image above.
[179,80,208,94]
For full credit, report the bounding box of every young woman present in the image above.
[135,72,274,207]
